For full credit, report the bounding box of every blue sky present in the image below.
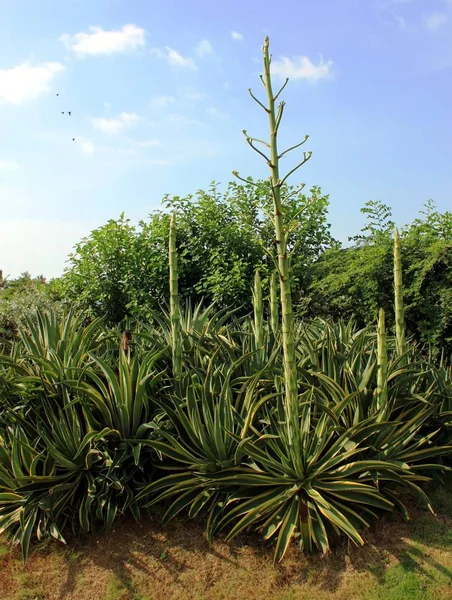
[0,0,451,278]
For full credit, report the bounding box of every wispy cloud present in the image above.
[116,148,140,156]
[206,107,227,118]
[196,39,213,57]
[91,112,142,135]
[183,90,208,101]
[152,95,176,107]
[138,139,161,147]
[60,25,146,57]
[166,113,204,126]
[0,160,19,171]
[0,61,65,104]
[231,31,243,40]
[425,12,448,31]
[78,139,96,154]
[395,15,407,29]
[152,47,197,69]
[271,55,333,82]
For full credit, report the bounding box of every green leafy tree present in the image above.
[309,200,452,356]
[0,273,61,342]
[60,180,334,325]
[60,214,138,324]
[402,201,452,353]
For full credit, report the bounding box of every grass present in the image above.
[1,479,451,600]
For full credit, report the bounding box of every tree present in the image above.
[309,200,452,356]
[59,180,334,325]
[0,273,60,342]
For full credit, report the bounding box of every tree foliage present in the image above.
[309,200,452,355]
[60,180,334,324]
[0,273,61,343]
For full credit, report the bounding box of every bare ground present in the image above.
[1,482,452,600]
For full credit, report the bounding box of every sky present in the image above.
[0,0,451,279]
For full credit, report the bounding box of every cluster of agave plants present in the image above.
[1,38,451,563]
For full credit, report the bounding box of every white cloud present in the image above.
[78,139,95,154]
[152,95,176,107]
[231,31,243,40]
[166,113,204,126]
[91,111,142,135]
[116,148,140,156]
[206,107,227,118]
[183,90,208,101]
[138,139,161,147]
[271,55,333,82]
[196,39,213,57]
[140,138,217,166]
[60,24,146,57]
[77,137,161,155]
[395,16,407,29]
[0,61,65,104]
[153,47,197,69]
[425,12,448,31]
[0,160,19,171]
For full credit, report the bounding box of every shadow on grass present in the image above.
[4,477,452,600]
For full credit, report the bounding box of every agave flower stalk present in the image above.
[269,271,279,335]
[394,228,406,356]
[169,212,182,379]
[234,37,312,435]
[376,308,388,411]
[253,270,264,350]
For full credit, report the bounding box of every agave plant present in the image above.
[0,310,111,420]
[376,308,388,411]
[135,355,280,534]
[203,395,421,562]
[394,228,406,357]
[1,36,451,566]
[17,309,108,365]
[269,271,279,336]
[252,270,264,352]
[139,301,241,371]
[234,36,313,438]
[0,409,121,562]
[0,347,165,560]
[169,212,182,379]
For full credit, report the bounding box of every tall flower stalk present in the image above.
[169,212,182,379]
[376,308,388,411]
[234,37,312,435]
[394,228,406,357]
[269,271,279,335]
[252,270,264,350]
